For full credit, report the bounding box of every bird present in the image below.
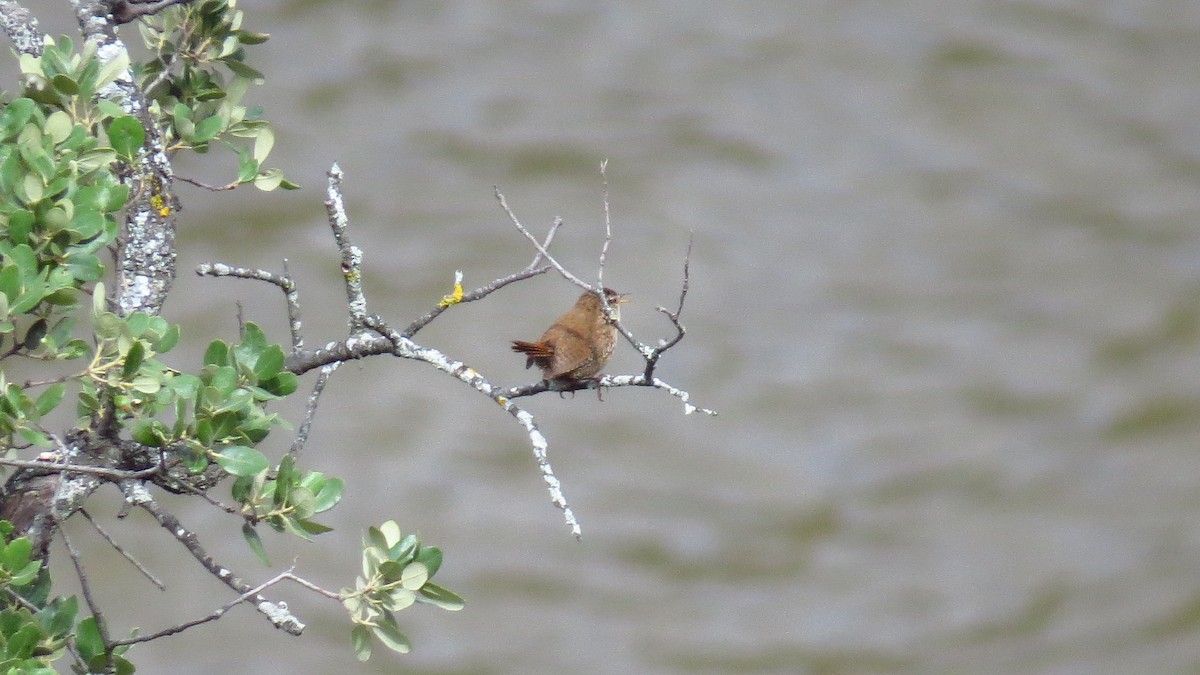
[511,287,627,383]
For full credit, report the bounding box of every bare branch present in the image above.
[495,186,598,295]
[0,456,160,480]
[80,508,164,590]
[195,261,303,351]
[59,524,114,670]
[289,363,337,458]
[108,565,306,648]
[71,0,179,317]
[364,315,583,539]
[399,215,561,338]
[597,159,613,294]
[504,374,716,417]
[325,164,368,331]
[125,483,305,636]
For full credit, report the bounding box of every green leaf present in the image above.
[2,535,32,571]
[7,209,34,244]
[131,419,167,447]
[76,617,103,662]
[107,115,145,160]
[203,339,229,366]
[224,59,264,82]
[43,110,73,144]
[121,340,144,379]
[157,323,181,353]
[378,520,402,549]
[192,114,224,143]
[33,384,64,416]
[383,587,416,611]
[47,595,78,637]
[417,582,465,611]
[312,477,343,513]
[351,624,372,661]
[242,522,270,566]
[260,371,298,396]
[22,318,46,350]
[236,150,259,183]
[289,486,316,519]
[214,445,268,477]
[371,617,411,654]
[400,561,428,591]
[273,454,294,506]
[51,73,78,96]
[253,167,284,191]
[238,30,271,45]
[250,346,283,382]
[415,546,443,577]
[293,518,332,536]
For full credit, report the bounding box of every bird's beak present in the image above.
[614,293,630,305]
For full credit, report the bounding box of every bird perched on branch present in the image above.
[512,287,627,383]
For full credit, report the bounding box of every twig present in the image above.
[288,363,336,458]
[174,174,239,191]
[80,508,164,590]
[108,566,303,648]
[194,261,303,351]
[0,457,161,480]
[495,187,597,295]
[325,164,368,331]
[124,483,305,635]
[59,523,114,671]
[401,217,561,337]
[503,373,716,416]
[597,159,613,295]
[110,0,194,24]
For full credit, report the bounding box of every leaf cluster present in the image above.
[343,521,464,660]
[136,0,295,190]
[0,521,132,673]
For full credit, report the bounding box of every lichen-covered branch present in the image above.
[71,0,178,317]
[0,0,43,55]
[125,482,305,636]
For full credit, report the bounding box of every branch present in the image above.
[108,566,307,648]
[0,0,43,55]
[125,483,305,636]
[59,523,113,670]
[206,166,710,538]
[195,261,303,351]
[325,164,368,332]
[80,507,164,590]
[71,0,178,317]
[109,0,194,24]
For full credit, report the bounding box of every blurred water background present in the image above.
[26,1,1200,673]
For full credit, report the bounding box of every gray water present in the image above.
[45,1,1200,673]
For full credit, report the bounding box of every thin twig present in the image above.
[125,483,305,635]
[597,159,613,294]
[59,524,114,671]
[108,566,302,647]
[0,457,161,480]
[289,363,336,458]
[495,187,597,294]
[195,261,303,351]
[400,217,560,338]
[80,508,164,590]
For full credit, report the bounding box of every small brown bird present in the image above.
[512,287,627,383]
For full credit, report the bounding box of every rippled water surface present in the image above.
[46,1,1200,673]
